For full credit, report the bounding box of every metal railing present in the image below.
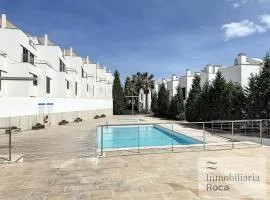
[97,119,269,156]
[0,118,12,161]
[0,111,92,161]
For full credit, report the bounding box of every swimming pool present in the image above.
[97,125,202,150]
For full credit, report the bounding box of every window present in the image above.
[29,73,37,86]
[22,47,29,62]
[22,46,35,65]
[66,80,69,89]
[81,68,85,78]
[46,77,51,94]
[181,88,186,100]
[0,70,7,91]
[93,85,95,96]
[60,59,66,72]
[29,52,34,65]
[75,82,78,96]
[87,84,89,92]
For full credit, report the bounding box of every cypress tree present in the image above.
[246,53,270,119]
[185,75,201,121]
[246,74,260,118]
[223,82,245,120]
[168,97,177,119]
[151,91,158,114]
[168,85,185,120]
[157,83,169,117]
[210,71,227,120]
[112,70,125,115]
[199,81,211,121]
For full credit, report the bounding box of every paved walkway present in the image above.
[0,116,269,199]
[1,147,270,199]
[0,117,111,162]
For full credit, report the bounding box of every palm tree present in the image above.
[140,72,155,111]
[124,72,155,112]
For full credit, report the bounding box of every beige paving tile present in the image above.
[0,116,269,199]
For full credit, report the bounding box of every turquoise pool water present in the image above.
[97,125,202,149]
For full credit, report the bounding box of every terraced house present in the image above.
[155,53,263,100]
[0,14,114,130]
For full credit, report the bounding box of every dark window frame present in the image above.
[181,87,186,100]
[46,76,51,94]
[66,79,69,90]
[81,67,85,78]
[60,59,66,72]
[0,70,7,91]
[29,72,38,86]
[22,46,35,65]
[75,81,78,96]
[22,47,29,62]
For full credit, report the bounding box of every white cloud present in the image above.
[232,3,240,7]
[230,0,247,8]
[259,14,270,28]
[229,0,269,8]
[221,20,266,40]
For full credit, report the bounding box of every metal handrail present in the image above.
[98,119,266,128]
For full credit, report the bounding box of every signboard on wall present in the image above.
[38,103,46,114]
[47,103,54,113]
[38,102,54,114]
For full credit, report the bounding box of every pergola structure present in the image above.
[125,95,138,115]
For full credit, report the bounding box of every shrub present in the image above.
[94,115,99,119]
[176,112,185,121]
[100,114,106,118]
[157,83,169,117]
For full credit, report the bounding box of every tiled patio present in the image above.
[0,116,269,199]
[1,147,270,199]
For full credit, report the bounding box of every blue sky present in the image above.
[1,0,270,81]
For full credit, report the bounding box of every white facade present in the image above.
[154,53,263,100]
[0,14,113,129]
[220,53,262,87]
[155,69,195,101]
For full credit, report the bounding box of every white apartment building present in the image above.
[155,53,263,101]
[0,14,114,130]
[155,69,195,101]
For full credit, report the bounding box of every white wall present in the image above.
[0,97,113,117]
[179,75,194,100]
[241,65,261,88]
[0,29,38,62]
[220,65,241,85]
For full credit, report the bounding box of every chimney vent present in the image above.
[186,69,191,76]
[1,14,6,28]
[44,34,48,46]
[70,47,73,56]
